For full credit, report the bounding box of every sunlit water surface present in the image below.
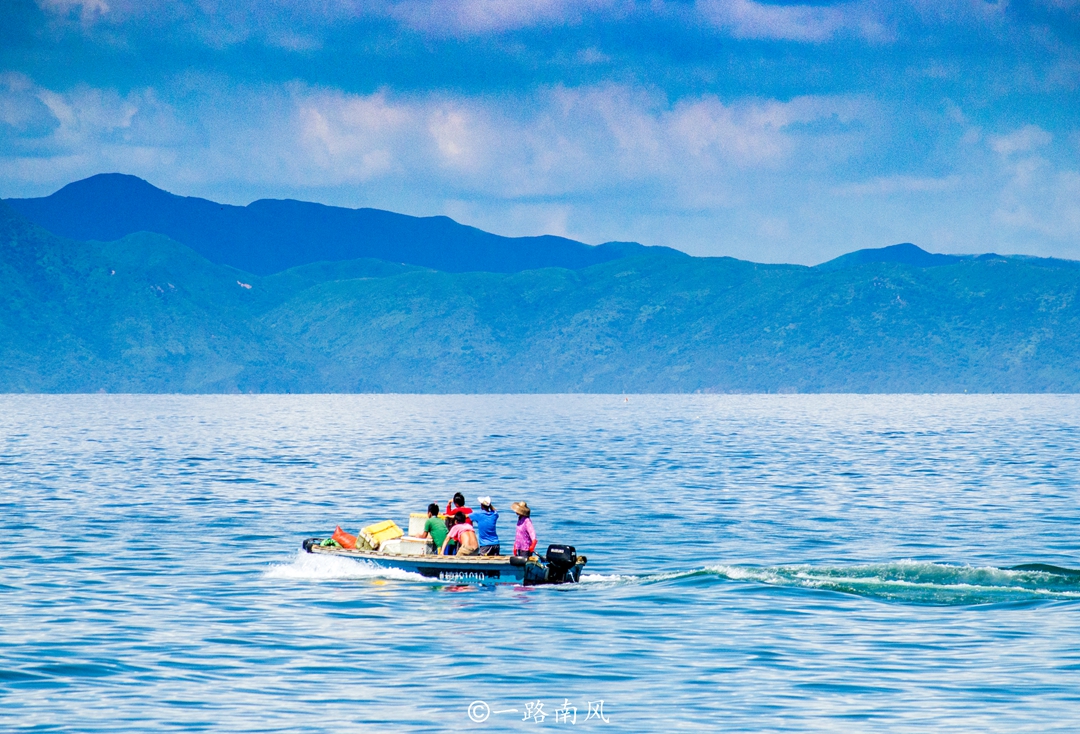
[2,395,1079,731]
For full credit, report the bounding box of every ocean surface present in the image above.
[2,394,1080,732]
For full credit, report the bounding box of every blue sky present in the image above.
[1,0,1079,263]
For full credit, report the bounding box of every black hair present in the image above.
[453,492,465,507]
[427,503,439,516]
[454,511,468,525]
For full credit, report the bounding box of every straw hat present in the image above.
[511,501,531,518]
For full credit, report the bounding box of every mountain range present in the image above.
[5,174,674,276]
[2,175,1078,393]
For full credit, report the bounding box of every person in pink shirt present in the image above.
[511,501,537,557]
[442,492,474,554]
[441,512,479,556]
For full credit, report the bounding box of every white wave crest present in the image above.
[706,564,784,584]
[579,573,634,583]
[581,568,706,585]
[264,550,434,583]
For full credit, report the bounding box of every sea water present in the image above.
[2,394,1079,732]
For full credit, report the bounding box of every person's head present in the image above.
[453,492,465,508]
[454,511,468,525]
[427,502,439,517]
[478,496,492,510]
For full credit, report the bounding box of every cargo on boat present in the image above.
[301,537,587,585]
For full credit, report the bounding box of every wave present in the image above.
[587,561,1080,605]
[1006,563,1080,577]
[700,561,1080,606]
[264,550,437,584]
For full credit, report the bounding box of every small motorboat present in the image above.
[301,537,587,586]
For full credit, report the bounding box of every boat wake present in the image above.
[265,550,437,584]
[585,561,1080,606]
[709,561,1080,605]
[267,552,1080,605]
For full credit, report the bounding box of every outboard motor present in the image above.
[512,543,587,584]
[546,544,577,569]
[544,544,580,584]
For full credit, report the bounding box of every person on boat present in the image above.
[511,501,537,557]
[442,492,473,554]
[444,492,473,521]
[416,502,448,553]
[472,496,500,556]
[441,512,479,556]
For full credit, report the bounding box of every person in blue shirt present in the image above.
[472,497,500,556]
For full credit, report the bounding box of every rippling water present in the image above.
[3,395,1080,731]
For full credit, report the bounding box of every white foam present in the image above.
[702,561,1080,603]
[705,564,785,584]
[580,568,704,585]
[264,550,434,583]
[579,572,634,583]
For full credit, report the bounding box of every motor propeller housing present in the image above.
[545,544,577,570]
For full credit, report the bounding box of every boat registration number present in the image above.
[438,570,498,583]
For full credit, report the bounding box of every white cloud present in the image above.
[696,0,891,43]
[26,0,1048,49]
[835,174,962,196]
[993,163,1080,240]
[0,77,189,186]
[989,125,1053,155]
[277,83,869,203]
[0,77,177,154]
[296,90,411,181]
[670,94,866,169]
[0,73,58,136]
[1039,0,1080,7]
[35,0,626,39]
[0,76,872,238]
[575,47,611,64]
[386,0,616,35]
[37,0,110,21]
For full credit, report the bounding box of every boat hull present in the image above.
[301,538,585,585]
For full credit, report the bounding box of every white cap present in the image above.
[478,496,492,507]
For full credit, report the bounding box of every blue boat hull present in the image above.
[301,538,585,585]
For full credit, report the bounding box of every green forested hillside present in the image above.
[2,202,1078,392]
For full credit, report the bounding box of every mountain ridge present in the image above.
[7,174,1032,278]
[4,174,684,276]
[816,242,966,270]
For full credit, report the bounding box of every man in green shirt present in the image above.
[418,503,448,553]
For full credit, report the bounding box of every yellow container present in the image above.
[360,520,403,550]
